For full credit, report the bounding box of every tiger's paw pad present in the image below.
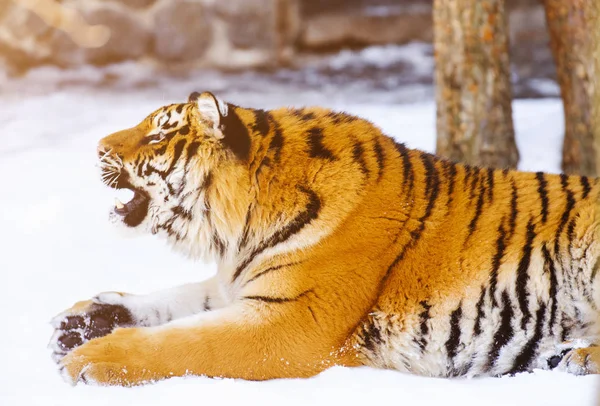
[49,294,134,362]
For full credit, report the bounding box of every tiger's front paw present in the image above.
[49,292,134,363]
[60,328,165,386]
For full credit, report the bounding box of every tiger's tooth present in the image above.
[115,198,125,209]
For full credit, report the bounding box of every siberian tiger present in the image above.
[50,92,600,386]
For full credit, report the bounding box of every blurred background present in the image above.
[0,0,557,101]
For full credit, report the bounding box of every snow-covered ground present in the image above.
[0,89,598,406]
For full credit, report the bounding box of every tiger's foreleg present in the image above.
[49,276,225,362]
[59,300,358,386]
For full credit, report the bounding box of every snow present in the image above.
[1,89,598,406]
[326,43,434,76]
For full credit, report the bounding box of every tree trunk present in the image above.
[588,2,600,175]
[544,0,600,176]
[434,0,519,169]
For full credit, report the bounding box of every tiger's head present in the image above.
[97,91,251,260]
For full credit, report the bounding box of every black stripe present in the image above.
[295,110,316,121]
[242,262,301,287]
[238,207,252,250]
[416,301,432,351]
[171,205,192,220]
[516,220,536,330]
[176,142,202,197]
[542,245,558,333]
[201,171,213,191]
[373,139,385,181]
[163,129,178,141]
[470,167,481,199]
[592,260,600,281]
[243,289,313,304]
[446,161,458,206]
[143,162,177,183]
[415,154,440,233]
[213,233,226,256]
[463,166,472,191]
[486,168,494,202]
[560,320,572,342]
[232,187,321,282]
[485,291,514,372]
[185,141,200,166]
[308,306,318,324]
[203,295,211,311]
[307,127,336,160]
[221,106,251,161]
[251,109,271,136]
[489,223,507,306]
[560,173,569,190]
[154,143,168,155]
[421,153,437,199]
[536,172,549,224]
[256,156,271,178]
[165,139,187,176]
[361,319,383,353]
[467,177,486,236]
[581,176,591,199]
[268,123,284,164]
[445,304,463,362]
[393,142,413,189]
[566,217,577,252]
[352,140,370,176]
[178,124,190,135]
[327,111,347,125]
[136,161,145,177]
[554,178,574,259]
[507,303,546,374]
[509,181,518,237]
[473,287,486,336]
[162,120,179,130]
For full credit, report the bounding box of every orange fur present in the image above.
[53,93,600,385]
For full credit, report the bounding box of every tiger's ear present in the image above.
[188,91,229,135]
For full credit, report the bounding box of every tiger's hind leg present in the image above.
[557,346,600,375]
[538,340,600,375]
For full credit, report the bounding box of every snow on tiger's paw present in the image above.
[49,292,134,363]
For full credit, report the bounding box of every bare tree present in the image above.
[434,0,519,168]
[543,0,600,176]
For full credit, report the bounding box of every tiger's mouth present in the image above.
[104,171,151,227]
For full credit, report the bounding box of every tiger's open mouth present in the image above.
[104,170,150,227]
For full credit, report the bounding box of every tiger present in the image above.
[49,91,600,386]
